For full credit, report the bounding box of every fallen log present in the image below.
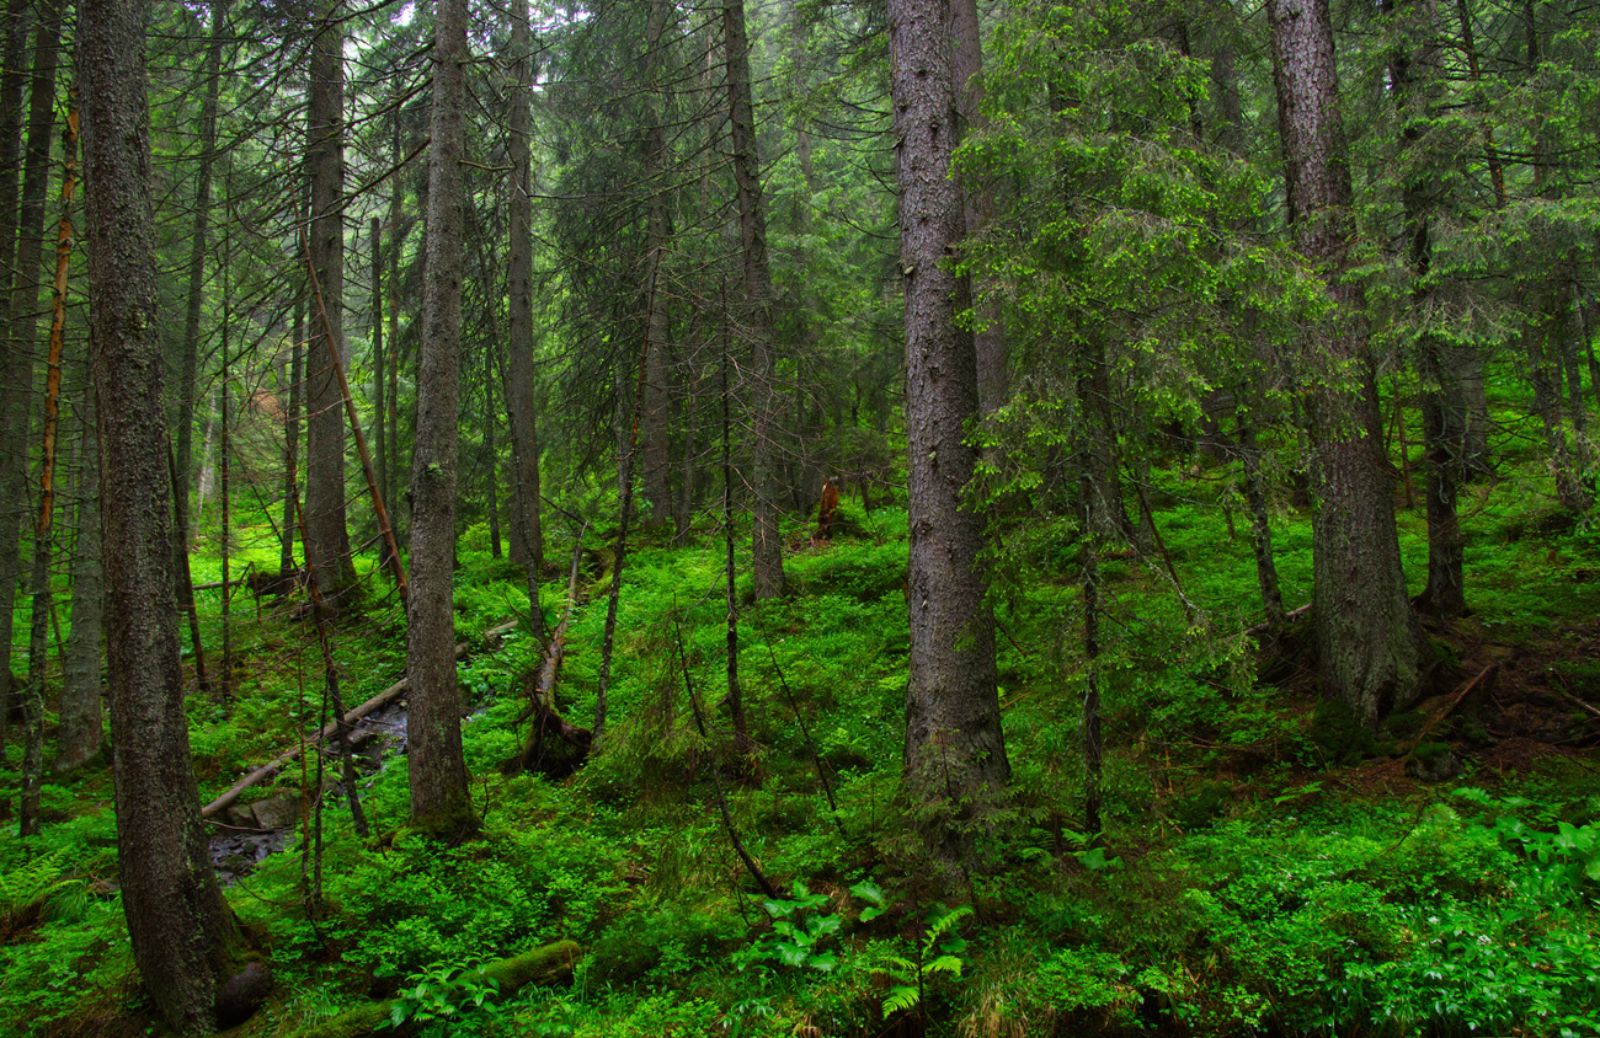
[518,535,592,776]
[201,618,518,819]
[284,940,579,1038]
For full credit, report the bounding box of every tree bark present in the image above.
[640,0,675,526]
[280,297,304,580]
[387,110,403,519]
[370,215,388,569]
[0,0,30,746]
[1387,0,1468,618]
[505,0,543,600]
[58,351,104,772]
[1236,414,1287,634]
[889,0,1008,837]
[80,0,240,1026]
[723,0,786,600]
[1267,0,1419,726]
[171,0,227,563]
[949,0,1005,415]
[23,90,76,816]
[305,0,356,602]
[0,0,61,749]
[407,0,475,838]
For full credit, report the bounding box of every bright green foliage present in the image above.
[379,961,503,1031]
[872,903,972,1021]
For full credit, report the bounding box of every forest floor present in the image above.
[2,405,1599,1037]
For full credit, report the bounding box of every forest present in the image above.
[1,0,1599,1033]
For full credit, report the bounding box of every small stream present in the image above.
[207,699,412,885]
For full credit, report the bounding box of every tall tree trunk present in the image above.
[949,0,1005,415]
[721,352,753,764]
[1517,7,1589,513]
[58,351,104,772]
[640,0,674,526]
[1236,414,1287,634]
[1388,0,1468,618]
[81,0,241,1026]
[407,0,475,838]
[1075,339,1136,544]
[19,56,72,833]
[484,344,502,559]
[387,110,403,520]
[0,0,61,749]
[889,0,1008,842]
[0,0,30,744]
[280,297,303,580]
[1450,0,1497,477]
[505,0,543,618]
[371,215,388,569]
[1267,0,1419,726]
[723,0,786,600]
[218,365,231,699]
[305,0,355,602]
[171,0,227,565]
[1079,481,1102,836]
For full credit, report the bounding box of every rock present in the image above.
[1405,742,1460,782]
[248,795,299,831]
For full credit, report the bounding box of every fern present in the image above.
[0,850,89,930]
[873,903,971,1022]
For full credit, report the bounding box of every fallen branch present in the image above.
[1551,672,1600,721]
[1245,602,1311,638]
[1403,662,1498,755]
[284,940,579,1038]
[518,534,592,776]
[201,619,518,819]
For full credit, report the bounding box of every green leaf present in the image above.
[883,985,921,1018]
[850,880,886,906]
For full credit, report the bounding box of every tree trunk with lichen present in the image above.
[889,0,1008,844]
[406,0,476,839]
[1267,0,1419,726]
[81,0,242,1026]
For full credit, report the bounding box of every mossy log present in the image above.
[285,940,579,1038]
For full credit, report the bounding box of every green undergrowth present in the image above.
[3,416,1600,1036]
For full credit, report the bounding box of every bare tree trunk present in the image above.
[1079,490,1102,837]
[1387,0,1468,618]
[279,297,303,580]
[306,0,355,602]
[371,216,389,570]
[218,363,231,700]
[723,0,785,600]
[505,0,544,618]
[1267,0,1418,726]
[407,0,475,838]
[1236,414,1287,634]
[387,111,403,521]
[58,352,104,772]
[640,0,675,526]
[721,352,753,765]
[1,0,62,749]
[81,0,241,1025]
[0,0,33,749]
[172,0,227,563]
[484,344,502,559]
[949,0,1005,415]
[1075,340,1135,544]
[890,0,1008,844]
[19,58,72,834]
